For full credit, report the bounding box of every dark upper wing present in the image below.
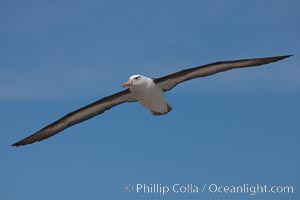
[154,55,292,91]
[12,89,136,146]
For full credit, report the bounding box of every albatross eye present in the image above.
[134,76,141,80]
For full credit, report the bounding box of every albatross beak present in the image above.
[122,80,133,88]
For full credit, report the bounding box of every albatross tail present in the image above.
[151,103,173,116]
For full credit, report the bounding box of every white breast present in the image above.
[130,79,168,113]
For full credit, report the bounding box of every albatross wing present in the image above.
[154,55,292,91]
[12,89,136,146]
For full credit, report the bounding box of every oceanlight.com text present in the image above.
[207,183,294,195]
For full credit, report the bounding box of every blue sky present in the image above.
[0,0,299,199]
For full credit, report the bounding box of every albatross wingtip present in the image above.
[11,138,37,147]
[11,141,24,147]
[11,143,20,147]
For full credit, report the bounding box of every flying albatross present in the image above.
[12,55,292,146]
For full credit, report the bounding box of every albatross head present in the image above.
[122,74,149,88]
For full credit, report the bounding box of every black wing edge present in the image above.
[11,89,134,147]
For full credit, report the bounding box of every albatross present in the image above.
[12,55,292,146]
